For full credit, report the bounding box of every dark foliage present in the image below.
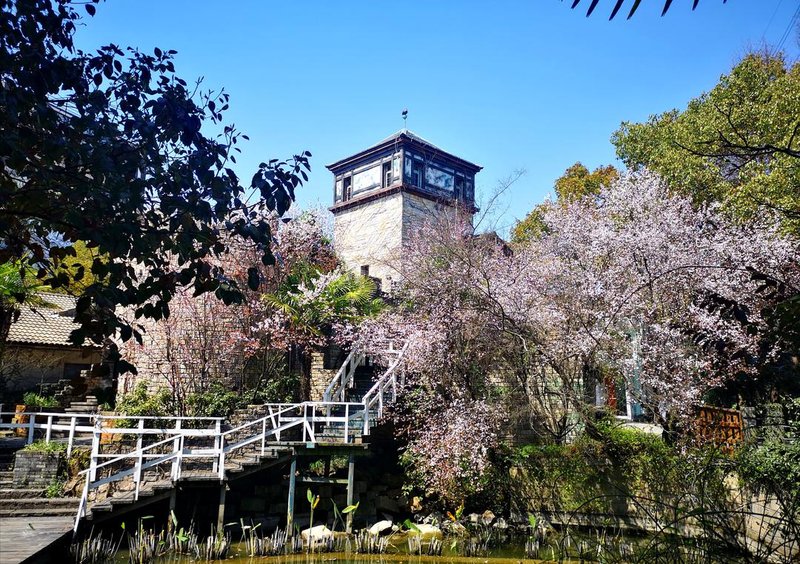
[0,0,309,371]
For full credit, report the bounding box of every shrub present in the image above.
[186,383,243,418]
[22,440,68,454]
[21,392,59,408]
[115,383,172,417]
[44,479,65,498]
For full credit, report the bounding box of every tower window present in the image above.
[383,161,392,187]
[411,161,424,188]
[343,176,352,201]
[455,175,464,199]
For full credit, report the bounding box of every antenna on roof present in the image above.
[401,108,408,130]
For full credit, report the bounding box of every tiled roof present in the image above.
[6,293,99,348]
[327,129,482,172]
[374,129,446,153]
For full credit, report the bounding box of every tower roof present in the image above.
[326,129,482,174]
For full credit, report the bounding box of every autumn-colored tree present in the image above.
[555,162,619,203]
[511,162,618,243]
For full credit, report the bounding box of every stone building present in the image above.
[328,129,481,291]
[1,293,104,400]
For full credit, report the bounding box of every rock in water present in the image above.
[301,525,332,548]
[368,520,393,536]
[408,523,442,539]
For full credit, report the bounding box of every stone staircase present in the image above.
[0,438,82,518]
[0,492,80,518]
[65,395,99,414]
[345,363,379,403]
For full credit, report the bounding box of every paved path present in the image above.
[0,516,72,563]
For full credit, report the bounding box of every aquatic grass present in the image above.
[353,529,390,554]
[70,528,121,564]
[199,525,230,560]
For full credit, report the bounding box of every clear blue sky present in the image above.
[74,1,800,235]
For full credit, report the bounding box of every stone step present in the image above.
[0,497,79,509]
[0,488,43,499]
[0,506,78,517]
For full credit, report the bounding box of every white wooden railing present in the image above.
[0,341,410,534]
[69,401,370,532]
[0,412,224,458]
[0,411,97,457]
[361,341,409,433]
[322,350,365,402]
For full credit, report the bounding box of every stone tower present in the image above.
[327,130,481,291]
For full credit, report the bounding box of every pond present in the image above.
[100,529,671,564]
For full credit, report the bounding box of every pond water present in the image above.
[113,548,553,564]
[107,532,638,564]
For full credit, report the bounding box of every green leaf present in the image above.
[306,488,313,503]
[342,501,359,514]
[403,518,421,532]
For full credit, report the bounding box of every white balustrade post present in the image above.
[27,413,35,444]
[302,405,308,443]
[89,419,101,482]
[362,403,369,435]
[171,419,181,481]
[212,419,221,474]
[45,415,53,443]
[218,433,226,481]
[67,416,77,458]
[261,418,266,455]
[344,403,349,444]
[176,435,184,481]
[135,418,144,455]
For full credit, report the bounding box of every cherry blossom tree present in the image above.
[118,210,340,410]
[352,169,799,502]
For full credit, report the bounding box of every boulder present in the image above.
[300,525,333,547]
[447,522,469,536]
[481,510,495,525]
[407,523,442,540]
[368,520,393,536]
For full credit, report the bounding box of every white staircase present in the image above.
[0,341,408,534]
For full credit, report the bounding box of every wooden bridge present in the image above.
[0,342,408,538]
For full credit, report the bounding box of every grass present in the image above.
[22,440,68,454]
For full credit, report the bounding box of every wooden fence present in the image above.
[695,405,744,454]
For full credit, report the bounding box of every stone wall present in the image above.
[216,454,406,531]
[1,345,101,395]
[332,190,471,292]
[309,347,341,402]
[116,290,263,403]
[333,192,404,290]
[13,450,65,488]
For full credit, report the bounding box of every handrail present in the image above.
[72,342,408,535]
[362,342,409,405]
[360,341,409,434]
[323,350,364,402]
